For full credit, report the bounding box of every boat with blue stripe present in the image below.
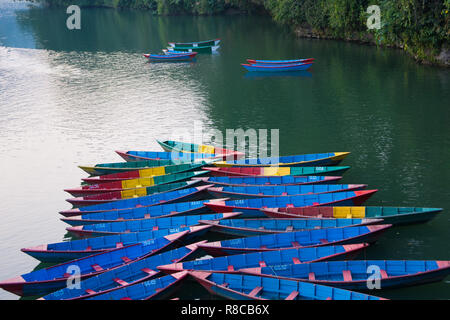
[199,217,381,237]
[60,186,212,217]
[194,175,342,187]
[205,190,377,218]
[242,62,314,73]
[88,272,188,300]
[190,272,386,300]
[22,226,207,263]
[213,152,349,167]
[158,243,368,274]
[66,213,239,237]
[198,224,391,256]
[206,184,367,199]
[240,260,450,290]
[115,150,218,162]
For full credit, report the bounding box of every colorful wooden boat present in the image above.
[87,272,188,300]
[242,62,313,72]
[168,39,221,47]
[240,260,450,290]
[198,225,391,256]
[206,184,367,199]
[22,227,206,263]
[204,166,351,177]
[166,45,219,53]
[261,206,443,225]
[0,231,188,297]
[65,213,239,236]
[247,58,315,64]
[80,159,209,176]
[158,243,368,274]
[60,186,212,216]
[157,140,244,159]
[189,272,386,300]
[143,52,197,61]
[204,190,378,218]
[213,152,350,167]
[199,218,381,237]
[193,175,342,187]
[41,244,203,299]
[115,150,218,162]
[67,180,204,207]
[82,163,209,184]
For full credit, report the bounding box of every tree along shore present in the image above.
[31,0,449,67]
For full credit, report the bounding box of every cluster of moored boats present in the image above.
[142,38,314,73]
[1,140,448,300]
[143,39,220,62]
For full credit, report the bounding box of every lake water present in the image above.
[0,0,449,300]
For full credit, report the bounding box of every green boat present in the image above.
[166,44,220,53]
[168,39,221,48]
[79,160,211,176]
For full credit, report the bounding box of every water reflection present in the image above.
[244,70,312,79]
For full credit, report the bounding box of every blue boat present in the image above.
[242,62,313,73]
[207,184,367,199]
[66,213,239,237]
[61,198,224,226]
[247,58,315,64]
[42,244,202,299]
[205,190,378,218]
[158,243,368,274]
[195,175,342,187]
[214,152,349,167]
[60,187,212,217]
[115,150,217,162]
[198,224,391,256]
[199,218,381,237]
[0,230,189,297]
[22,226,207,263]
[88,272,188,300]
[143,52,197,62]
[190,272,386,300]
[240,260,450,290]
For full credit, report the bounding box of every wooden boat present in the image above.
[65,213,239,237]
[157,140,244,159]
[115,150,218,162]
[158,243,369,274]
[189,272,386,300]
[143,52,197,61]
[166,45,219,53]
[22,227,205,263]
[80,159,209,176]
[193,175,342,187]
[247,58,315,64]
[168,39,221,47]
[213,152,350,167]
[206,184,367,199]
[82,163,210,184]
[261,206,443,225]
[198,224,391,256]
[0,231,188,297]
[60,196,225,218]
[199,218,381,237]
[67,180,204,207]
[87,272,188,300]
[240,260,450,291]
[60,185,212,216]
[204,190,378,218]
[242,62,313,72]
[204,166,351,177]
[41,244,203,299]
